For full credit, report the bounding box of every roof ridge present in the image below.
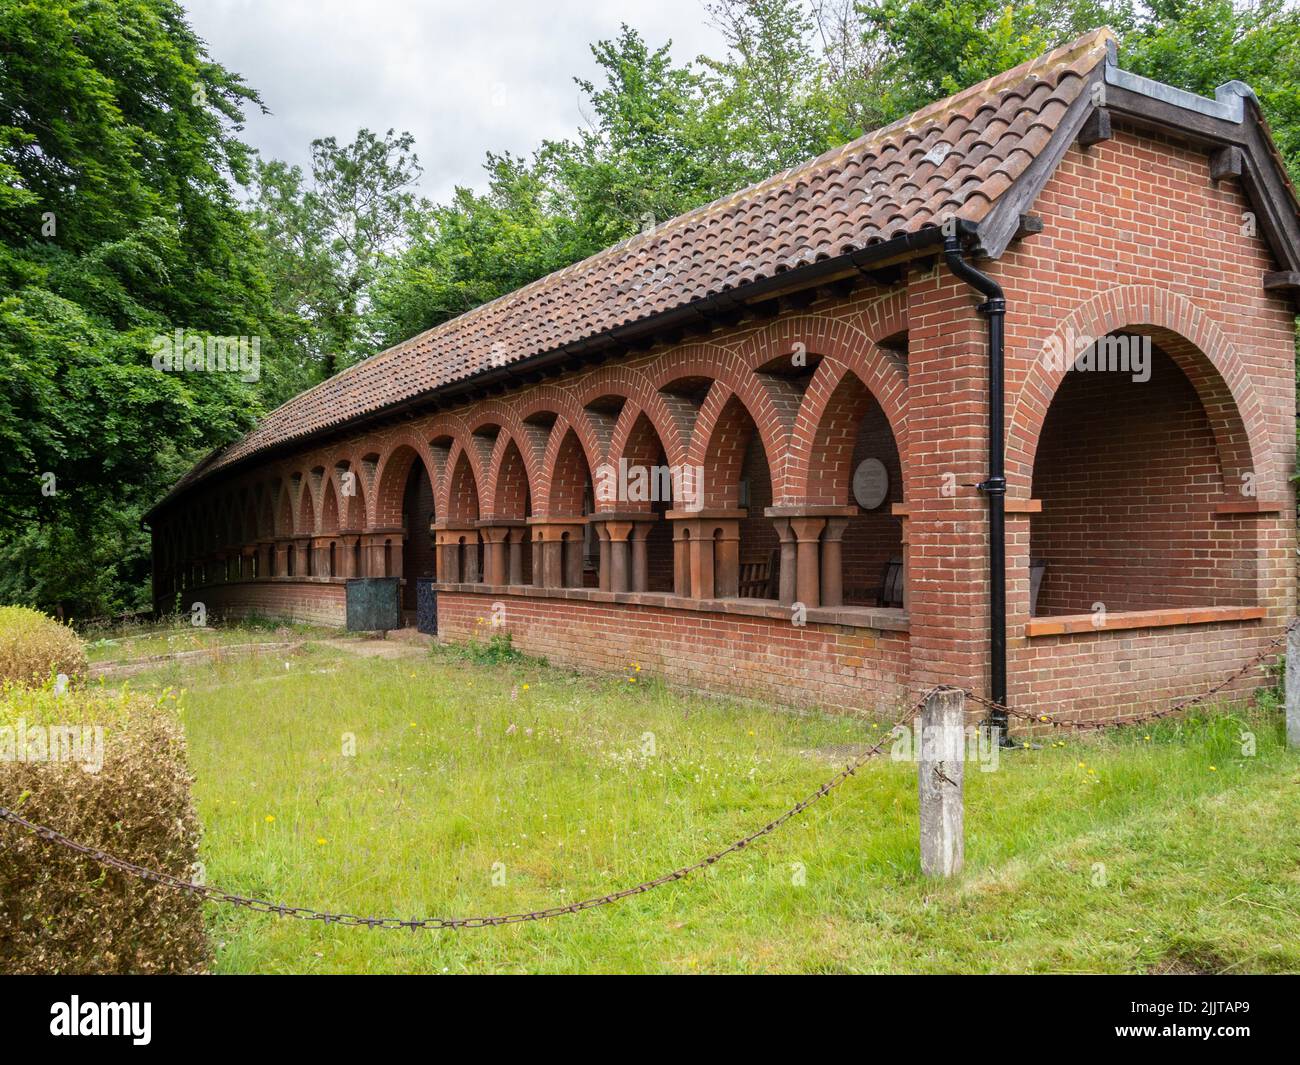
[296,27,1119,403]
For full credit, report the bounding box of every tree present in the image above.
[0,0,270,616]
[250,128,425,391]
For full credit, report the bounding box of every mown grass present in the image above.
[97,623,1300,974]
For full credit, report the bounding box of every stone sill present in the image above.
[1025,604,1265,637]
[436,582,910,632]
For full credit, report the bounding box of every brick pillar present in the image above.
[906,268,993,696]
[528,519,586,588]
[666,510,744,599]
[274,538,292,577]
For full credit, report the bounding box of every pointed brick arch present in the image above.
[442,445,483,523]
[687,378,793,504]
[788,353,908,504]
[540,420,595,518]
[485,432,533,520]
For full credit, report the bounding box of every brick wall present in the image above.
[435,590,912,717]
[190,579,347,627]
[154,120,1296,726]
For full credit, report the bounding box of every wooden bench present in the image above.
[737,549,780,599]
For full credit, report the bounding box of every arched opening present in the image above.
[703,394,777,600]
[400,456,436,611]
[1029,334,1257,616]
[445,450,481,583]
[319,479,340,577]
[494,437,534,584]
[617,411,676,592]
[548,427,596,587]
[806,374,905,606]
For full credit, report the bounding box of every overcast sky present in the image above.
[182,0,729,203]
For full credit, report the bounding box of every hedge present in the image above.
[0,606,87,689]
[0,685,209,974]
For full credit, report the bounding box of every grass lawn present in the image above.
[103,623,1300,974]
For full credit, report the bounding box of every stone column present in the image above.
[478,522,522,586]
[665,509,745,599]
[765,505,857,609]
[590,514,656,593]
[361,527,402,578]
[256,540,273,580]
[506,525,528,585]
[527,519,586,588]
[820,517,851,607]
[293,537,312,577]
[791,517,826,609]
[335,534,358,578]
[274,538,292,578]
[434,525,480,584]
[630,520,655,593]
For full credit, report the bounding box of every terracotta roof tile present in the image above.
[169,28,1115,496]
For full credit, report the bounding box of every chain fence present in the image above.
[0,622,1290,929]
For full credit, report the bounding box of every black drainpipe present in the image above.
[943,232,1009,741]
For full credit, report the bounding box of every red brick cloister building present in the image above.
[148,29,1300,722]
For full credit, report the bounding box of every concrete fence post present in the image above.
[1286,623,1300,749]
[919,686,965,878]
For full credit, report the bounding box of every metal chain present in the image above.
[4,622,1290,930]
[965,620,1293,732]
[0,691,935,930]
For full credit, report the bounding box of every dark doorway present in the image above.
[401,459,436,611]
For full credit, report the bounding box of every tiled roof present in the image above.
[167,28,1115,497]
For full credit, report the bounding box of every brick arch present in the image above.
[442,444,482,523]
[484,431,534,520]
[646,343,798,492]
[275,483,295,537]
[856,286,909,346]
[608,395,690,472]
[299,476,318,535]
[467,402,546,475]
[686,377,793,503]
[1009,286,1269,493]
[570,366,691,469]
[320,477,340,535]
[373,438,439,529]
[732,309,908,424]
[692,387,771,509]
[538,419,596,518]
[256,484,275,539]
[515,388,605,473]
[784,346,908,504]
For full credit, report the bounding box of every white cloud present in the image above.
[182,0,728,202]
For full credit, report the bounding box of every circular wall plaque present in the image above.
[853,458,889,510]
